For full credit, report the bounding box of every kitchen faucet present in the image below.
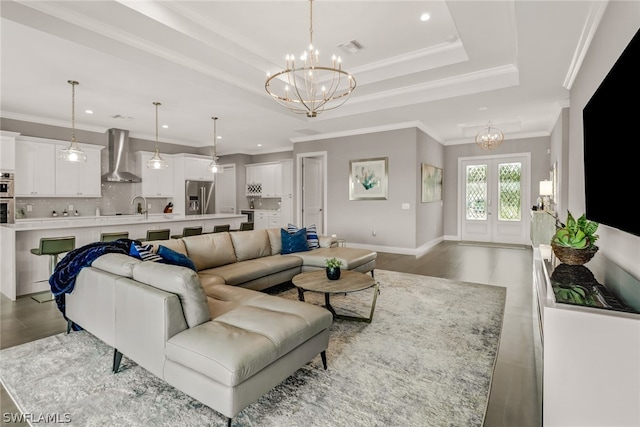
[132,195,148,219]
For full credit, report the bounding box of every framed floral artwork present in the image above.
[349,157,388,200]
[421,164,443,202]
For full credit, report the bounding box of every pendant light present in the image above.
[207,116,220,174]
[475,121,504,150]
[58,80,87,162]
[147,101,169,169]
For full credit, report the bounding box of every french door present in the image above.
[460,154,530,244]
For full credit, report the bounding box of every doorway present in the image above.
[459,153,530,245]
[296,152,327,235]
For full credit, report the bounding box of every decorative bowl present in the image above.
[551,243,598,265]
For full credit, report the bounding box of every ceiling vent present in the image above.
[338,40,364,55]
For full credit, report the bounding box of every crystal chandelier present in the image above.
[147,101,169,169]
[207,116,220,173]
[59,80,87,162]
[265,0,356,118]
[475,121,504,150]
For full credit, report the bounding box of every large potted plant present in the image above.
[550,211,599,265]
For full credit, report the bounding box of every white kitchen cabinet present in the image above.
[55,144,103,197]
[14,139,56,196]
[246,162,286,197]
[268,211,282,229]
[135,151,174,197]
[246,164,261,196]
[254,211,269,230]
[184,156,215,181]
[0,131,18,171]
[261,163,282,197]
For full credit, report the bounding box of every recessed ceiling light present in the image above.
[162,124,169,129]
[420,13,431,22]
[85,110,93,114]
[257,144,262,147]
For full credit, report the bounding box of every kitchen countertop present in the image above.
[3,213,246,231]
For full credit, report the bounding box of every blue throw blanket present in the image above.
[51,239,135,330]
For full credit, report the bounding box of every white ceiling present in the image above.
[0,0,604,155]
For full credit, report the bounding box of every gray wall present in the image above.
[416,130,444,248]
[294,127,445,253]
[549,108,570,217]
[568,0,640,279]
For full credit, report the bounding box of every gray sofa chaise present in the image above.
[66,228,376,425]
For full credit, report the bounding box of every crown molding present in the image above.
[563,0,609,90]
[291,121,428,143]
[1,111,107,134]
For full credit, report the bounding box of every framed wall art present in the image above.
[349,157,388,200]
[421,164,443,203]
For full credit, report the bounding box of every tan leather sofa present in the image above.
[67,253,333,426]
[65,228,376,425]
[145,228,377,291]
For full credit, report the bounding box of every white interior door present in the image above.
[214,164,236,214]
[302,157,324,234]
[460,155,529,244]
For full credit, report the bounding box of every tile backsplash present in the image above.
[15,183,170,219]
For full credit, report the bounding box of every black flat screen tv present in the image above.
[583,28,640,237]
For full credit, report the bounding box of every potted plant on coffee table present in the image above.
[551,211,599,265]
[325,257,343,280]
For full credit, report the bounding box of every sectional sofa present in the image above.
[145,227,377,291]
[65,228,377,425]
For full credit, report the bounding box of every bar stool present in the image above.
[171,226,203,239]
[30,236,76,303]
[100,231,129,242]
[213,224,230,233]
[231,222,254,232]
[145,229,170,241]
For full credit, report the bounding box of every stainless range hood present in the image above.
[101,128,142,183]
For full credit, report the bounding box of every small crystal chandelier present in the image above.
[59,80,87,162]
[475,121,504,150]
[207,116,220,174]
[147,101,168,169]
[265,0,356,118]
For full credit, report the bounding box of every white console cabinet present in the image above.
[533,248,640,427]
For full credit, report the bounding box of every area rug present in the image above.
[0,270,506,427]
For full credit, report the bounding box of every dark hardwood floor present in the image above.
[1,241,541,426]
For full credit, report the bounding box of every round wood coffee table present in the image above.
[292,270,380,323]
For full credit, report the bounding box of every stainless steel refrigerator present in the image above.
[185,180,215,215]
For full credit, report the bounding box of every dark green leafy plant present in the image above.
[553,284,596,306]
[552,211,599,249]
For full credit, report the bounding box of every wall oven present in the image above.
[0,198,14,224]
[0,172,14,198]
[1,172,15,224]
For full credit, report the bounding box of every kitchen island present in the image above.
[0,213,246,300]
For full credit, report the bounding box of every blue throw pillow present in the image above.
[129,243,163,262]
[287,223,320,250]
[281,228,310,254]
[157,245,197,271]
